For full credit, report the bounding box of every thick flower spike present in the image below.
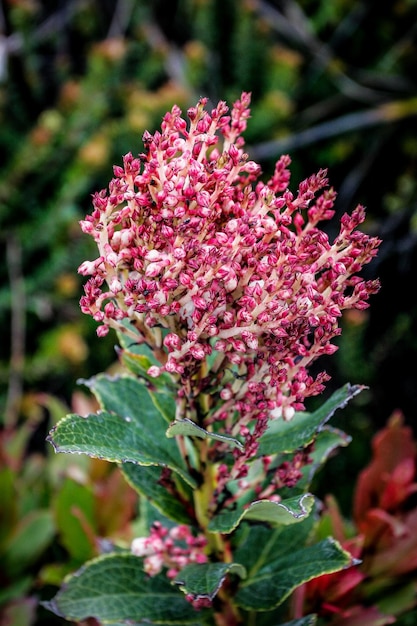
[79,92,380,458]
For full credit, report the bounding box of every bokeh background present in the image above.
[1,1,417,624]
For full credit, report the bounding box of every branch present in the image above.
[248,98,417,160]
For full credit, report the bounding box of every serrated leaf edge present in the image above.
[208,493,314,533]
[174,562,247,601]
[47,412,197,488]
[236,536,356,611]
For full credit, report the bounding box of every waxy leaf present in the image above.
[54,478,96,562]
[116,349,176,422]
[233,522,354,611]
[207,494,314,533]
[47,374,196,488]
[90,369,176,423]
[299,426,352,488]
[118,346,156,378]
[258,383,364,456]
[3,509,55,578]
[43,553,210,624]
[174,562,246,600]
[167,418,244,450]
[79,373,165,423]
[150,387,176,423]
[121,463,192,524]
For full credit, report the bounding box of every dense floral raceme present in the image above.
[78,92,380,457]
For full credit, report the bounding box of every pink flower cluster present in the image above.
[131,522,208,579]
[78,92,380,447]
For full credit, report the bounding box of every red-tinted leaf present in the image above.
[353,412,416,524]
[379,458,417,511]
[359,508,404,547]
[366,508,417,577]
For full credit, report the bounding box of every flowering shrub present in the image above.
[44,93,380,625]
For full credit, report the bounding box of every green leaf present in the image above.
[116,344,176,422]
[298,426,352,489]
[233,523,354,611]
[119,347,172,383]
[174,562,246,600]
[207,494,314,533]
[2,510,55,577]
[121,463,192,524]
[54,477,96,562]
[47,374,196,488]
[118,346,158,378]
[149,386,176,423]
[258,383,364,456]
[90,369,176,423]
[43,553,210,624]
[116,328,174,387]
[0,576,34,606]
[0,467,17,545]
[167,418,244,450]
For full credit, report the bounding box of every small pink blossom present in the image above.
[131,522,208,580]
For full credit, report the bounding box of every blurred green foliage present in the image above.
[0,388,138,625]
[1,0,417,623]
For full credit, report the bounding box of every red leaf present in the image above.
[353,412,416,524]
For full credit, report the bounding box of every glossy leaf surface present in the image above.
[44,553,211,624]
[47,374,196,487]
[208,494,314,533]
[258,384,363,456]
[174,562,246,600]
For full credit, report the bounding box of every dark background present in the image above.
[1,1,417,623]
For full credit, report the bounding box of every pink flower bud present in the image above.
[144,554,164,576]
[220,387,233,400]
[79,220,95,235]
[109,278,122,293]
[145,262,163,277]
[78,260,96,275]
[179,272,192,286]
[106,251,119,268]
[147,365,161,378]
[192,296,207,310]
[131,537,152,557]
[96,324,109,337]
[163,333,182,351]
[282,406,295,421]
[165,359,184,374]
[190,343,205,359]
[214,340,227,352]
[244,161,261,174]
[242,331,258,350]
[104,302,116,317]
